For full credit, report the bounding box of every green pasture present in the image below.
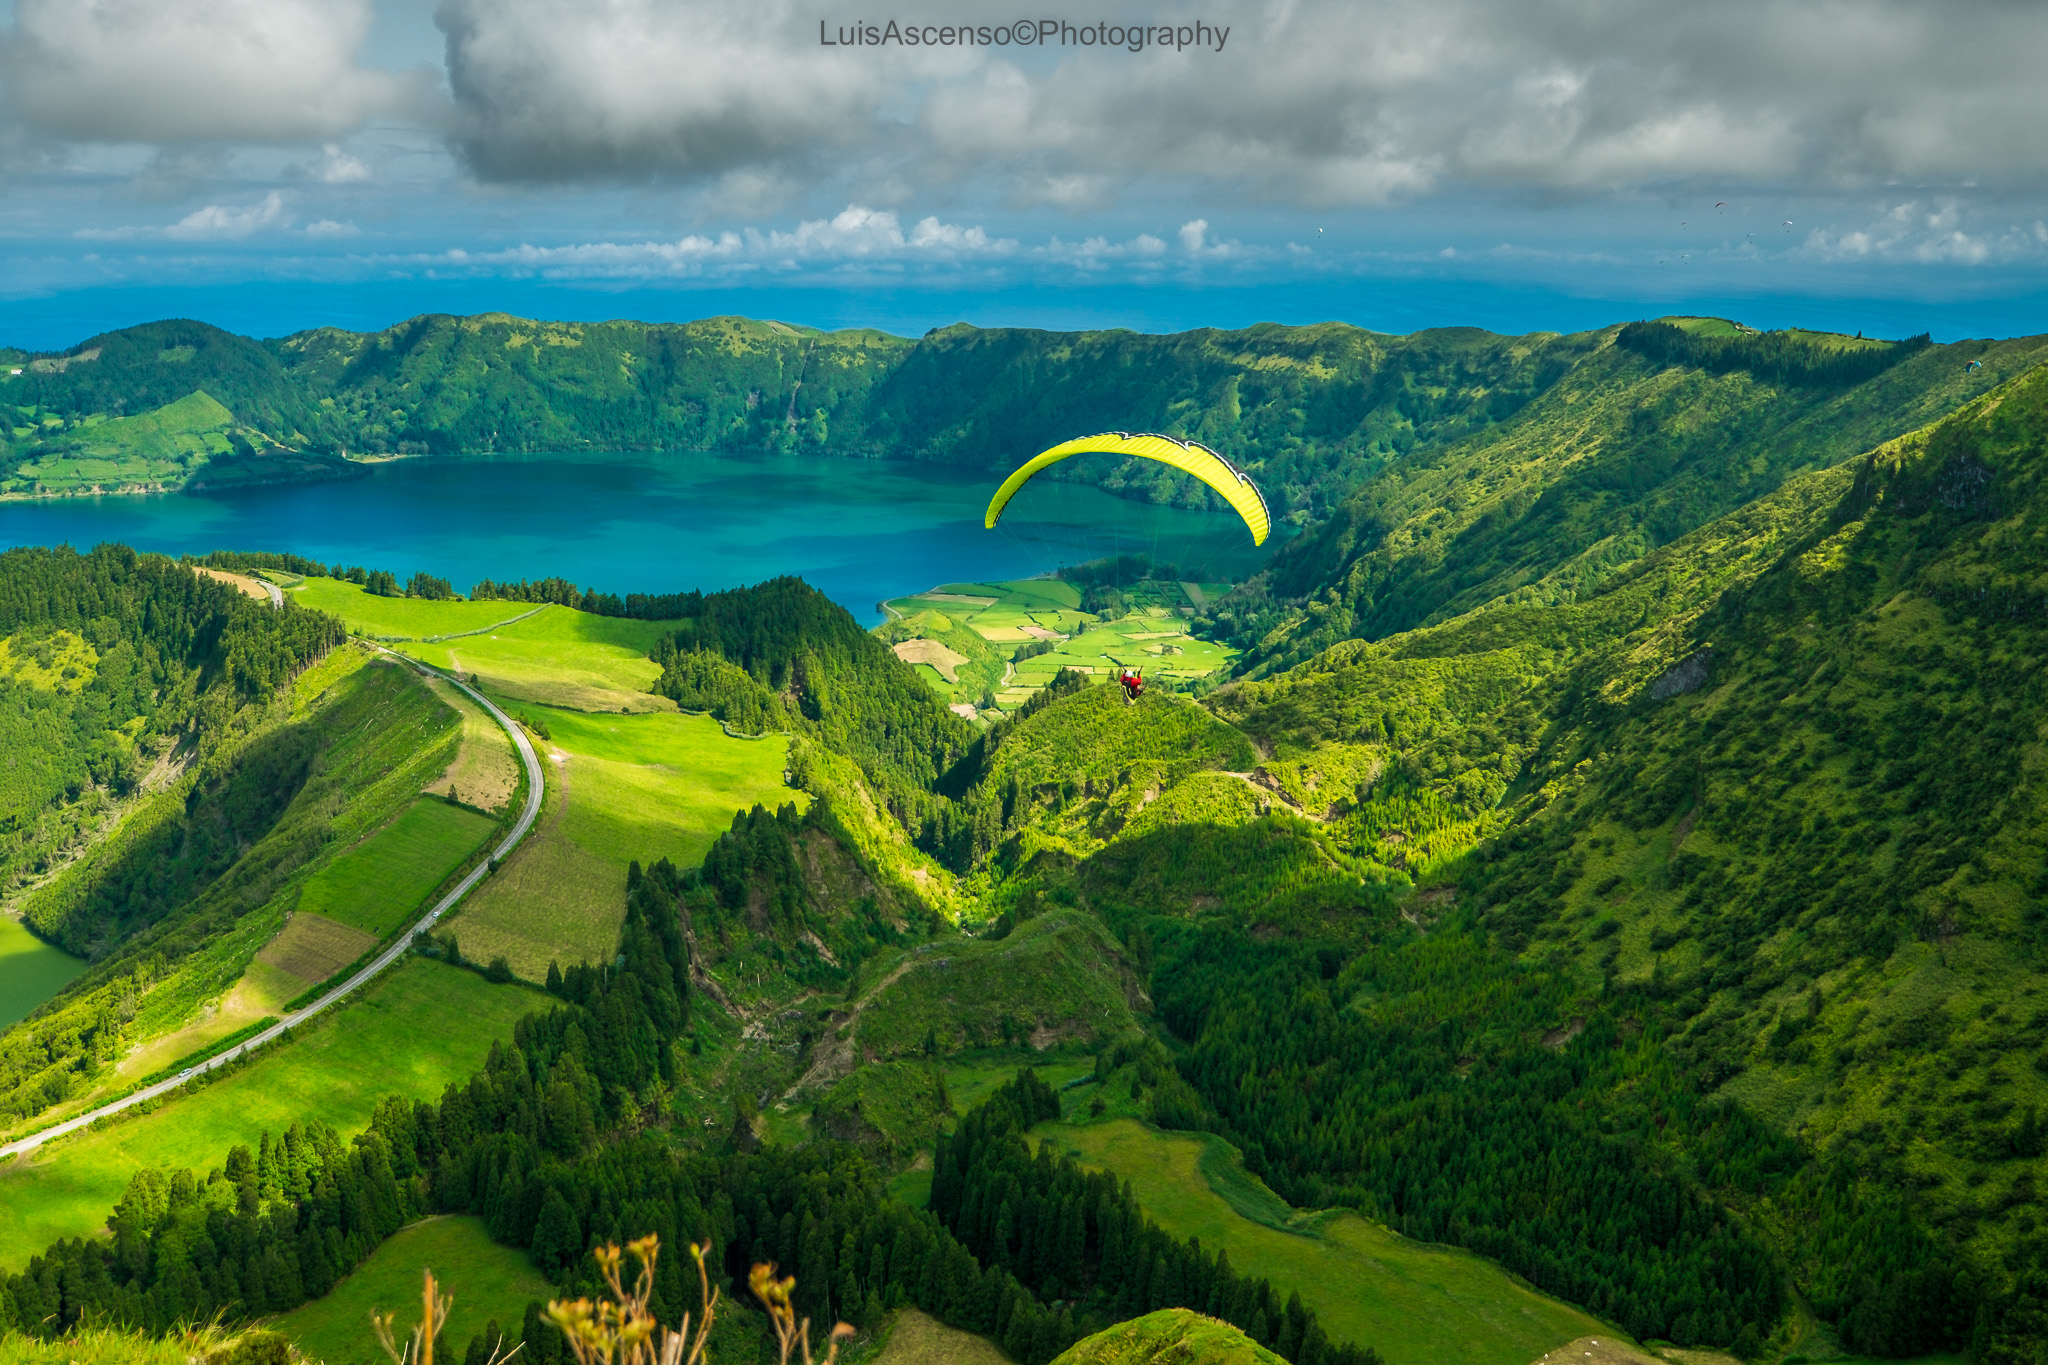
[0,959,535,1270]
[870,1308,1014,1365]
[448,707,800,979]
[942,1049,1097,1116]
[0,918,85,1031]
[403,605,680,712]
[290,578,533,638]
[1040,1118,1612,1365]
[269,1215,552,1365]
[296,797,497,937]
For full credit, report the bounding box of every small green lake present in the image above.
[0,916,87,1029]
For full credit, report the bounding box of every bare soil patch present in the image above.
[193,567,272,601]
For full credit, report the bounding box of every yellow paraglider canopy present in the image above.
[984,432,1270,545]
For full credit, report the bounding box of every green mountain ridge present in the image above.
[9,310,2048,1362]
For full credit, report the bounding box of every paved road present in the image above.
[0,653,544,1161]
[259,577,284,608]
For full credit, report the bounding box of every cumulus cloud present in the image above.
[76,189,293,240]
[1803,199,2048,266]
[428,0,2048,206]
[3,0,416,144]
[417,208,1228,281]
[443,205,1015,278]
[436,0,885,181]
[310,144,371,184]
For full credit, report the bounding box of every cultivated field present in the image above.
[0,959,535,1269]
[1039,1118,1613,1365]
[421,675,520,811]
[444,708,799,980]
[269,1215,552,1365]
[295,796,497,938]
[255,912,376,984]
[878,578,1237,712]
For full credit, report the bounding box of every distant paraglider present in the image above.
[1966,359,1984,372]
[984,432,1271,545]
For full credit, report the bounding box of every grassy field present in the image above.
[403,605,681,713]
[296,796,498,937]
[942,1049,1097,1116]
[868,1308,1013,1365]
[290,578,534,638]
[1039,1118,1613,1365]
[269,1216,552,1365]
[0,917,85,1031]
[114,960,304,1083]
[0,959,536,1270]
[446,707,799,980]
[421,676,520,812]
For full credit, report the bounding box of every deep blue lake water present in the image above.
[0,452,1278,623]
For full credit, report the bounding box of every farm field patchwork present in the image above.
[446,707,800,980]
[879,578,1237,713]
[0,959,536,1270]
[268,1215,552,1365]
[1039,1118,1613,1365]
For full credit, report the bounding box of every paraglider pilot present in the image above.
[1117,667,1145,705]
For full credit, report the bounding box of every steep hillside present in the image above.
[13,312,2019,569]
[1013,358,2048,1359]
[1215,322,2048,674]
[0,647,475,1139]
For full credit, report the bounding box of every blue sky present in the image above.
[4,0,2048,349]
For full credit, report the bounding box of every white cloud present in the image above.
[416,209,1245,281]
[166,190,291,239]
[1179,220,1208,252]
[1800,198,2048,265]
[3,0,417,144]
[426,0,2048,207]
[311,144,371,184]
[436,0,883,181]
[445,205,1016,277]
[304,217,360,237]
[77,189,294,240]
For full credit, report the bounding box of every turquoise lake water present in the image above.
[0,450,1275,1023]
[0,451,1278,624]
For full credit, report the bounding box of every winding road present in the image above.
[0,652,544,1161]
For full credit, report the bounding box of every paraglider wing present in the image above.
[984,432,1271,545]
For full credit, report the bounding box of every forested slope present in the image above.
[13,311,2023,569]
[975,356,2048,1360]
[1211,321,2048,674]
